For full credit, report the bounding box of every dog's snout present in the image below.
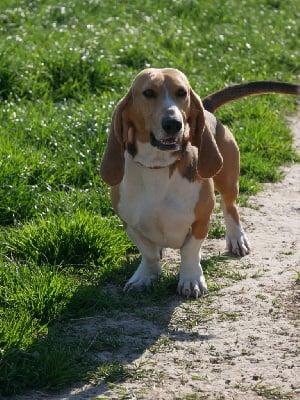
[161,117,182,135]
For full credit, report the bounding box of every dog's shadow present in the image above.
[21,255,224,398]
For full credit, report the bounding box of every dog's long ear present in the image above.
[189,88,223,178]
[100,90,132,186]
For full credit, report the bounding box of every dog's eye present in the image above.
[143,89,156,99]
[176,88,187,98]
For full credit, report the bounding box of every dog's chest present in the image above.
[118,157,202,248]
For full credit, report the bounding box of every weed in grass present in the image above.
[256,293,268,301]
[170,301,215,331]
[191,375,208,381]
[208,218,226,239]
[217,311,240,322]
[252,382,293,399]
[149,334,177,354]
[87,362,131,386]
[295,271,300,285]
[272,297,282,309]
[251,268,268,279]
[175,395,210,400]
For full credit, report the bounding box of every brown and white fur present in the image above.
[100,68,300,298]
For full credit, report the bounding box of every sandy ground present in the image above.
[13,109,299,400]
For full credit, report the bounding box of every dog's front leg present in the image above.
[124,226,161,292]
[178,236,208,299]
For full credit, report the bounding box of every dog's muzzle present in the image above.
[150,132,181,151]
[150,117,182,151]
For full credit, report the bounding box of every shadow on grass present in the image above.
[1,254,229,398]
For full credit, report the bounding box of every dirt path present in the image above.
[15,110,300,400]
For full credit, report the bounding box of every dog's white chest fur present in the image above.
[118,152,202,249]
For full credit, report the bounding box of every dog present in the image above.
[100,68,299,298]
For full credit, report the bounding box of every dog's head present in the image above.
[100,68,223,185]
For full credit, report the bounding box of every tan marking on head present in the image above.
[130,68,190,143]
[100,68,224,186]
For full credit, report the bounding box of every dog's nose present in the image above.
[161,117,182,135]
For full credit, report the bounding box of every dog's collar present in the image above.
[135,160,177,169]
[132,139,188,170]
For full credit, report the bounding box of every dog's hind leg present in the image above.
[213,122,251,256]
[217,183,250,256]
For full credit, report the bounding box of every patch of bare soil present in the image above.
[14,110,300,400]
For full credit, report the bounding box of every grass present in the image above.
[2,212,132,270]
[252,382,294,399]
[0,0,299,396]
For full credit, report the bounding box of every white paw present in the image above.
[124,273,159,292]
[177,274,208,299]
[226,232,251,256]
[124,259,161,293]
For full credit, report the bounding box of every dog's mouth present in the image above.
[150,132,180,151]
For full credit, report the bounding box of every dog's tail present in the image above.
[203,81,300,113]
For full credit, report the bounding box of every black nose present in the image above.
[161,117,182,135]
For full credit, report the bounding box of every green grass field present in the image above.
[0,0,299,396]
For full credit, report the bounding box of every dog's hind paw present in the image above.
[226,232,251,257]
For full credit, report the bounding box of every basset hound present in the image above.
[100,68,300,298]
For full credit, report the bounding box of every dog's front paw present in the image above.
[177,274,208,299]
[226,232,251,257]
[124,259,161,293]
[124,273,158,292]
